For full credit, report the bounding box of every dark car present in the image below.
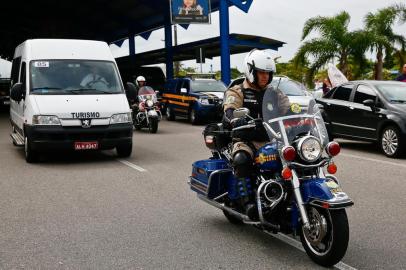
[0,78,11,106]
[316,80,406,157]
[161,78,226,124]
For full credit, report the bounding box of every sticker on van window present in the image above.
[34,61,49,68]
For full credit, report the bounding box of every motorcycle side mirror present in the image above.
[10,83,24,102]
[233,108,250,119]
[180,88,188,94]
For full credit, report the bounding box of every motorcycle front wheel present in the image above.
[148,118,158,133]
[299,207,349,267]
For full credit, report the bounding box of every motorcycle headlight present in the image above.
[297,136,322,162]
[198,98,210,105]
[146,100,154,107]
[32,115,61,125]
[110,113,132,124]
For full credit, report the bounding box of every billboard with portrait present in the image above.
[170,0,211,24]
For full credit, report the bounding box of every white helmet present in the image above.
[135,76,146,87]
[243,49,276,85]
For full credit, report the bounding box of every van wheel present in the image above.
[166,105,175,121]
[380,126,404,158]
[25,136,38,163]
[189,109,199,125]
[116,143,132,158]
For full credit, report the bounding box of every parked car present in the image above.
[0,78,10,106]
[161,78,226,124]
[316,80,406,158]
[228,76,315,112]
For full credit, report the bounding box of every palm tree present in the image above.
[294,11,367,83]
[364,3,406,80]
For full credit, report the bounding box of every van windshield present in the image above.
[30,60,123,94]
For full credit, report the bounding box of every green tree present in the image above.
[294,11,367,83]
[364,3,406,79]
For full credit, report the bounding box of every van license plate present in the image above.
[3,101,10,105]
[74,142,98,150]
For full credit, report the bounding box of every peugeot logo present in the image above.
[81,119,92,128]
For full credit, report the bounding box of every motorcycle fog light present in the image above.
[146,100,154,107]
[298,136,322,162]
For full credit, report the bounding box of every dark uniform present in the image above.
[223,79,290,158]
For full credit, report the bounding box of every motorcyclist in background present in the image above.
[223,49,290,219]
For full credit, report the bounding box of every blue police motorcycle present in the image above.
[189,87,353,267]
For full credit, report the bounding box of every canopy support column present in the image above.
[165,23,174,80]
[219,0,230,85]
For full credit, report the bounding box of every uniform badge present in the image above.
[290,103,301,114]
[266,103,273,111]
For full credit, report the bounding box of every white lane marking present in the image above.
[340,153,406,169]
[117,159,147,172]
[265,232,358,270]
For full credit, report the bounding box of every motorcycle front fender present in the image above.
[300,178,354,210]
[147,110,158,117]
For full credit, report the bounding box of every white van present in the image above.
[9,39,133,162]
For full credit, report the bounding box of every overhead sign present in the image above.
[170,0,211,24]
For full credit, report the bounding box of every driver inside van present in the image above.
[80,66,109,90]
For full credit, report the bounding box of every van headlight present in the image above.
[297,136,322,162]
[110,113,132,124]
[32,115,61,125]
[198,98,210,105]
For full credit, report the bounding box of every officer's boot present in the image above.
[233,151,258,221]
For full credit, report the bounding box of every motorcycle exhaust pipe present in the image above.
[197,194,250,221]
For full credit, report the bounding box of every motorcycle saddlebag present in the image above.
[203,124,231,151]
[190,159,232,199]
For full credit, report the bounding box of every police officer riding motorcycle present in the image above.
[189,49,353,267]
[223,49,290,218]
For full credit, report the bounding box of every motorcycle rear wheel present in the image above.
[299,207,349,267]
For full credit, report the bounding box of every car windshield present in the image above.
[270,79,307,96]
[376,83,406,103]
[191,80,227,92]
[30,60,123,94]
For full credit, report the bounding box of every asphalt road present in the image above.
[0,109,405,270]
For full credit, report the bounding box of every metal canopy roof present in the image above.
[0,0,227,60]
[116,33,285,66]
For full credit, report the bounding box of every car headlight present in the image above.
[32,115,61,125]
[297,136,322,162]
[198,98,210,105]
[146,100,154,107]
[110,113,132,124]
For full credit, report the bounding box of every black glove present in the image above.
[253,118,263,129]
[232,117,248,128]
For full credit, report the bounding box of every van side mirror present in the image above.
[233,108,250,119]
[10,83,24,102]
[180,88,187,94]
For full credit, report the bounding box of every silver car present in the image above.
[228,76,315,112]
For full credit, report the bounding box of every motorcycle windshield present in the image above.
[262,86,329,149]
[138,86,157,102]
